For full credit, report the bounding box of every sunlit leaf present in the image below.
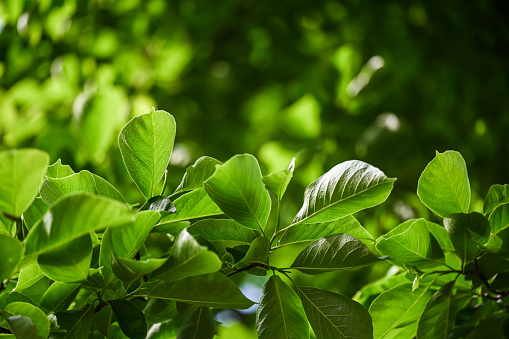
[39,282,81,313]
[174,156,222,194]
[22,198,48,231]
[262,158,295,200]
[483,184,509,216]
[109,299,148,339]
[158,188,223,224]
[14,262,44,292]
[417,281,455,339]
[45,159,75,179]
[0,235,23,282]
[140,195,176,215]
[119,109,176,199]
[5,302,50,339]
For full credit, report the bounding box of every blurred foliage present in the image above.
[1,0,509,334]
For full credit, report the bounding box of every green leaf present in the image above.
[426,221,454,251]
[255,275,308,339]
[40,170,126,207]
[5,302,50,339]
[376,219,444,268]
[140,195,176,215]
[174,156,222,194]
[37,234,92,282]
[0,149,49,217]
[45,159,75,179]
[55,304,94,339]
[483,184,509,215]
[417,151,470,218]
[0,292,35,310]
[291,160,395,226]
[297,286,373,339]
[204,154,271,232]
[112,255,166,288]
[14,262,44,292]
[25,194,134,260]
[416,281,455,339]
[39,282,81,313]
[92,305,114,338]
[119,109,176,199]
[158,188,223,224]
[488,203,509,233]
[109,299,147,339]
[443,212,490,263]
[177,306,214,339]
[291,234,379,274]
[152,229,222,282]
[369,283,433,339]
[22,198,48,231]
[236,236,269,266]
[262,159,294,200]
[278,215,373,249]
[6,315,37,339]
[134,272,254,309]
[188,219,259,247]
[0,235,23,281]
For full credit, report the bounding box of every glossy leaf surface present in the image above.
[158,188,222,224]
[174,156,222,194]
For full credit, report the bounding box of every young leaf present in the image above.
[135,272,254,309]
[177,306,214,339]
[255,275,309,339]
[296,286,373,339]
[443,212,490,263]
[45,159,75,178]
[158,188,223,224]
[111,255,166,288]
[483,184,509,215]
[263,158,295,200]
[25,194,133,260]
[204,154,271,232]
[37,234,92,282]
[0,235,23,282]
[119,109,176,199]
[291,160,395,226]
[277,215,373,249]
[14,262,44,292]
[417,151,470,218]
[174,156,222,194]
[152,229,222,282]
[38,282,81,313]
[291,234,379,274]
[369,283,433,339]
[5,302,50,339]
[417,281,455,339]
[0,149,49,217]
[188,219,259,247]
[109,299,148,339]
[55,304,95,339]
[376,219,444,268]
[40,170,126,206]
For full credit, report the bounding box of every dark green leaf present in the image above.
[55,304,94,339]
[5,302,50,339]
[45,159,75,179]
[0,149,49,217]
[204,154,271,232]
[174,156,222,194]
[177,306,214,339]
[291,234,379,274]
[39,282,81,313]
[6,316,38,339]
[255,275,308,339]
[134,272,254,309]
[443,212,490,263]
[417,281,455,339]
[483,184,509,215]
[426,220,454,251]
[14,262,44,292]
[0,235,23,281]
[188,219,259,247]
[119,109,176,199]
[417,151,470,218]
[464,311,509,338]
[236,237,269,268]
[297,286,373,339]
[158,188,222,224]
[111,255,166,288]
[109,299,147,339]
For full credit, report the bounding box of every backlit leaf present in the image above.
[0,235,23,282]
[483,184,509,216]
[39,282,81,313]
[45,159,75,179]
[174,156,222,194]
[158,188,223,224]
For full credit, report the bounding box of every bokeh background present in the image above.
[1,0,508,337]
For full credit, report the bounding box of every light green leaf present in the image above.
[297,286,373,339]
[6,315,37,339]
[188,219,259,247]
[158,188,223,224]
[25,194,134,260]
[278,215,373,249]
[417,151,470,218]
[426,221,454,251]
[443,212,490,263]
[0,235,23,281]
[112,255,166,288]
[291,160,395,226]
[5,302,50,339]
[45,159,75,179]
[204,154,271,232]
[177,306,214,339]
[376,219,444,268]
[152,229,222,282]
[55,304,94,339]
[488,203,509,233]
[255,275,309,339]
[119,109,176,199]
[369,283,433,339]
[22,198,48,231]
[174,156,222,194]
[417,281,455,339]
[262,159,294,200]
[14,262,44,292]
[291,234,379,274]
[134,272,254,309]
[109,299,147,339]
[0,149,49,217]
[483,184,509,215]
[37,234,92,282]
[40,170,126,207]
[39,282,81,313]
